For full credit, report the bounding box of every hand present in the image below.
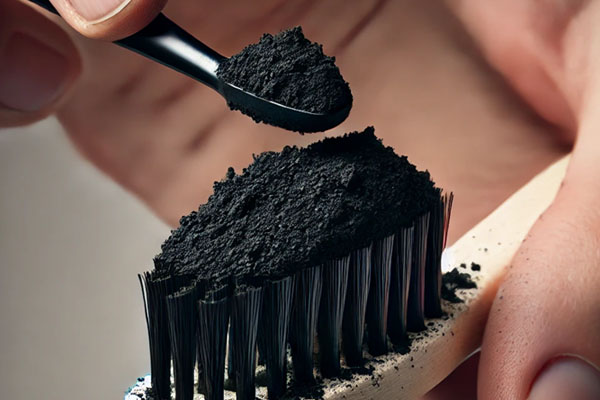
[426,1,600,399]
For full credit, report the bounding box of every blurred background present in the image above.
[0,118,168,399]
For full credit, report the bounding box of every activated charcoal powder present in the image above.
[441,268,477,303]
[155,127,439,286]
[217,27,352,123]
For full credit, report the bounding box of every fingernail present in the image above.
[529,357,600,400]
[68,0,131,23]
[0,32,69,112]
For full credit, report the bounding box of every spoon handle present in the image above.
[28,0,226,90]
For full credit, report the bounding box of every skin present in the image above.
[1,0,598,398]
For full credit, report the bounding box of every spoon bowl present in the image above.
[220,81,352,133]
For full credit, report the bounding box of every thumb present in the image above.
[0,0,81,127]
[478,139,600,398]
[45,0,166,40]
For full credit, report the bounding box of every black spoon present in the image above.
[29,0,351,133]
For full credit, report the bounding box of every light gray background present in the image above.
[0,118,169,399]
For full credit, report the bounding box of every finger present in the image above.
[44,0,166,40]
[447,0,582,141]
[477,149,600,399]
[0,0,81,127]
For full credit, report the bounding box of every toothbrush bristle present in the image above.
[229,286,263,400]
[289,266,323,384]
[425,191,454,318]
[317,256,350,378]
[257,277,294,399]
[138,272,177,400]
[197,288,230,400]
[407,214,431,332]
[341,245,372,367]
[366,234,395,356]
[195,279,207,396]
[387,227,415,345]
[166,284,200,400]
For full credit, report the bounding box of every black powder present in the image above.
[441,268,477,304]
[155,127,438,286]
[470,262,481,271]
[217,26,352,119]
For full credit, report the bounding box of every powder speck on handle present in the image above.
[217,26,352,119]
[441,268,477,303]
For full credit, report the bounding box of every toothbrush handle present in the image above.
[29,0,227,90]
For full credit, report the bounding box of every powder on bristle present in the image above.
[155,127,438,286]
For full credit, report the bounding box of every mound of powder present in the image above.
[155,128,438,284]
[217,26,352,117]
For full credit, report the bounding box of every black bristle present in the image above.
[425,191,454,317]
[166,283,202,400]
[196,358,205,396]
[138,271,187,400]
[317,256,350,378]
[257,277,294,399]
[443,193,454,249]
[197,287,230,400]
[407,213,430,331]
[341,245,372,367]
[195,280,207,396]
[230,286,264,400]
[289,266,323,384]
[226,328,234,390]
[366,235,394,356]
[387,227,414,344]
[424,191,444,318]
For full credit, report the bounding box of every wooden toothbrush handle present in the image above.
[326,155,571,400]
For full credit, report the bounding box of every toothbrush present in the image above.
[126,154,569,400]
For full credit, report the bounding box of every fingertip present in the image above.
[529,357,600,400]
[48,0,167,40]
[0,1,81,127]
